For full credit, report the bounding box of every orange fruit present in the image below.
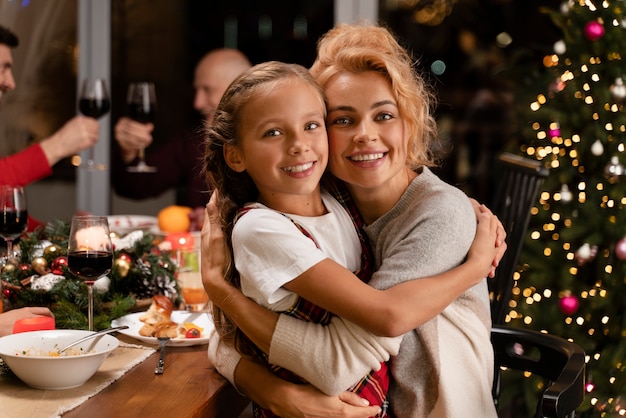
[157,205,192,232]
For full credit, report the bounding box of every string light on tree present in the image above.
[604,156,625,181]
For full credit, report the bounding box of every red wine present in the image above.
[68,250,113,283]
[128,102,156,124]
[79,98,111,119]
[0,209,28,239]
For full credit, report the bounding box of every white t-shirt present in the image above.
[232,191,361,312]
[209,190,401,395]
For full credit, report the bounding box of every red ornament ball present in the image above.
[584,21,605,41]
[559,294,579,315]
[118,253,133,263]
[51,256,68,275]
[615,238,626,261]
[3,288,10,297]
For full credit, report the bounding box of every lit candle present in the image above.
[76,226,108,250]
[164,232,195,250]
[12,316,56,334]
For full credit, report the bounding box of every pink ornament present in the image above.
[584,21,605,41]
[559,295,579,315]
[549,128,561,138]
[616,238,626,261]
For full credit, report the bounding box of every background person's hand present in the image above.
[39,115,100,166]
[188,206,205,232]
[0,307,53,337]
[114,116,154,163]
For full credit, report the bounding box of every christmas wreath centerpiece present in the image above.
[1,220,180,330]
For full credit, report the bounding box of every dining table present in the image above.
[62,340,250,418]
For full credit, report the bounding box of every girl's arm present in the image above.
[202,199,499,340]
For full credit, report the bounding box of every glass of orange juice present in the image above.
[176,247,208,312]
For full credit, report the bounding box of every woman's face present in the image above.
[226,79,328,212]
[325,71,411,199]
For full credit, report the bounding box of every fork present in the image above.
[154,337,170,374]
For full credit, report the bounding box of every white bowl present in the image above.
[0,329,119,390]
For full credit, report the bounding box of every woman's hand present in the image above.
[469,198,507,278]
[235,356,381,418]
[0,307,53,337]
[271,385,382,418]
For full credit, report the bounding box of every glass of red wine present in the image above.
[126,81,157,173]
[0,185,27,264]
[77,78,111,171]
[67,216,113,331]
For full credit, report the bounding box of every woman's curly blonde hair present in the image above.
[310,22,439,169]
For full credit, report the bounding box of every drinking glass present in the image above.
[0,186,27,313]
[67,216,113,330]
[126,81,157,173]
[0,185,27,263]
[176,248,208,312]
[77,78,111,171]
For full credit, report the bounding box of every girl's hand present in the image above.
[200,191,232,306]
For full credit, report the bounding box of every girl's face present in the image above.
[325,71,412,202]
[226,79,328,213]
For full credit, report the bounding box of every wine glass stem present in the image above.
[87,283,94,331]
[5,239,13,262]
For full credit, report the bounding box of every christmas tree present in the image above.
[507,1,626,416]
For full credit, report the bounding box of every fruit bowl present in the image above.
[0,329,119,390]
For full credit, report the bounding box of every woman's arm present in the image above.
[207,328,381,417]
[235,356,382,418]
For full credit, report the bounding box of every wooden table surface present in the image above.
[63,344,250,418]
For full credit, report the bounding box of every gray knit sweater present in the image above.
[269,168,497,417]
[363,168,496,417]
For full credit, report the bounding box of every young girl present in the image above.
[203,23,502,417]
[205,61,398,417]
[204,60,500,416]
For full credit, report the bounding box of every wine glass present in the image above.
[77,78,111,171]
[67,216,113,331]
[0,186,27,263]
[126,81,157,173]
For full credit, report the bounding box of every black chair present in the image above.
[489,152,550,325]
[488,153,586,418]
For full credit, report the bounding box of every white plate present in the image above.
[107,215,158,235]
[111,311,213,347]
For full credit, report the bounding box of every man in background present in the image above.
[0,25,100,231]
[111,48,252,228]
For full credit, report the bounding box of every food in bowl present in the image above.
[0,329,119,390]
[16,346,94,357]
